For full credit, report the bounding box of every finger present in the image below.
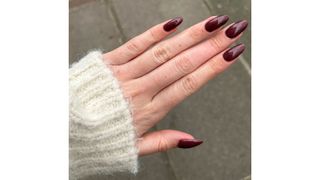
[152,43,245,111]
[121,15,230,79]
[103,17,183,65]
[142,21,246,96]
[137,130,203,156]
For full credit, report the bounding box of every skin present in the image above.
[103,16,245,156]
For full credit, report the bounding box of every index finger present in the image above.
[103,17,183,65]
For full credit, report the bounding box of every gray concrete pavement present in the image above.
[70,0,251,179]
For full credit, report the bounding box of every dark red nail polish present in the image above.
[178,139,203,149]
[163,17,183,32]
[225,20,248,38]
[205,15,229,32]
[223,44,245,62]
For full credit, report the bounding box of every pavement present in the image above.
[70,0,251,179]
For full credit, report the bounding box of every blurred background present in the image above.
[69,0,251,179]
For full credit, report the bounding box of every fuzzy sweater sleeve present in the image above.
[69,51,138,179]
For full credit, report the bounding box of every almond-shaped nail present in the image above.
[205,15,229,32]
[163,17,183,32]
[223,44,245,62]
[178,139,203,149]
[225,20,248,38]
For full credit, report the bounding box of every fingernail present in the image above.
[223,43,245,62]
[205,15,229,32]
[178,139,203,149]
[225,20,248,38]
[163,17,183,32]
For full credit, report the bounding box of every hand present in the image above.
[103,16,248,156]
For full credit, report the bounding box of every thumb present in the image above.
[137,129,203,156]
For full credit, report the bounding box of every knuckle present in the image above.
[188,27,204,40]
[152,45,171,64]
[111,66,128,80]
[126,39,141,53]
[148,29,158,42]
[127,88,142,100]
[112,66,122,77]
[181,75,198,96]
[208,60,217,72]
[175,54,194,74]
[207,60,223,75]
[157,135,169,152]
[209,37,224,50]
[151,73,169,87]
[122,80,145,99]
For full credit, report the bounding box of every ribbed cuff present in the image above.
[69,51,138,179]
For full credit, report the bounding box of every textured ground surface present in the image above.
[70,0,251,179]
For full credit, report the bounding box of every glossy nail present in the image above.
[178,139,203,149]
[163,17,183,32]
[223,43,245,62]
[225,20,248,38]
[205,15,229,32]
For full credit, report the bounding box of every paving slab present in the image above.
[69,0,122,64]
[111,0,210,38]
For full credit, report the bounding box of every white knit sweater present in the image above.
[69,51,138,179]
